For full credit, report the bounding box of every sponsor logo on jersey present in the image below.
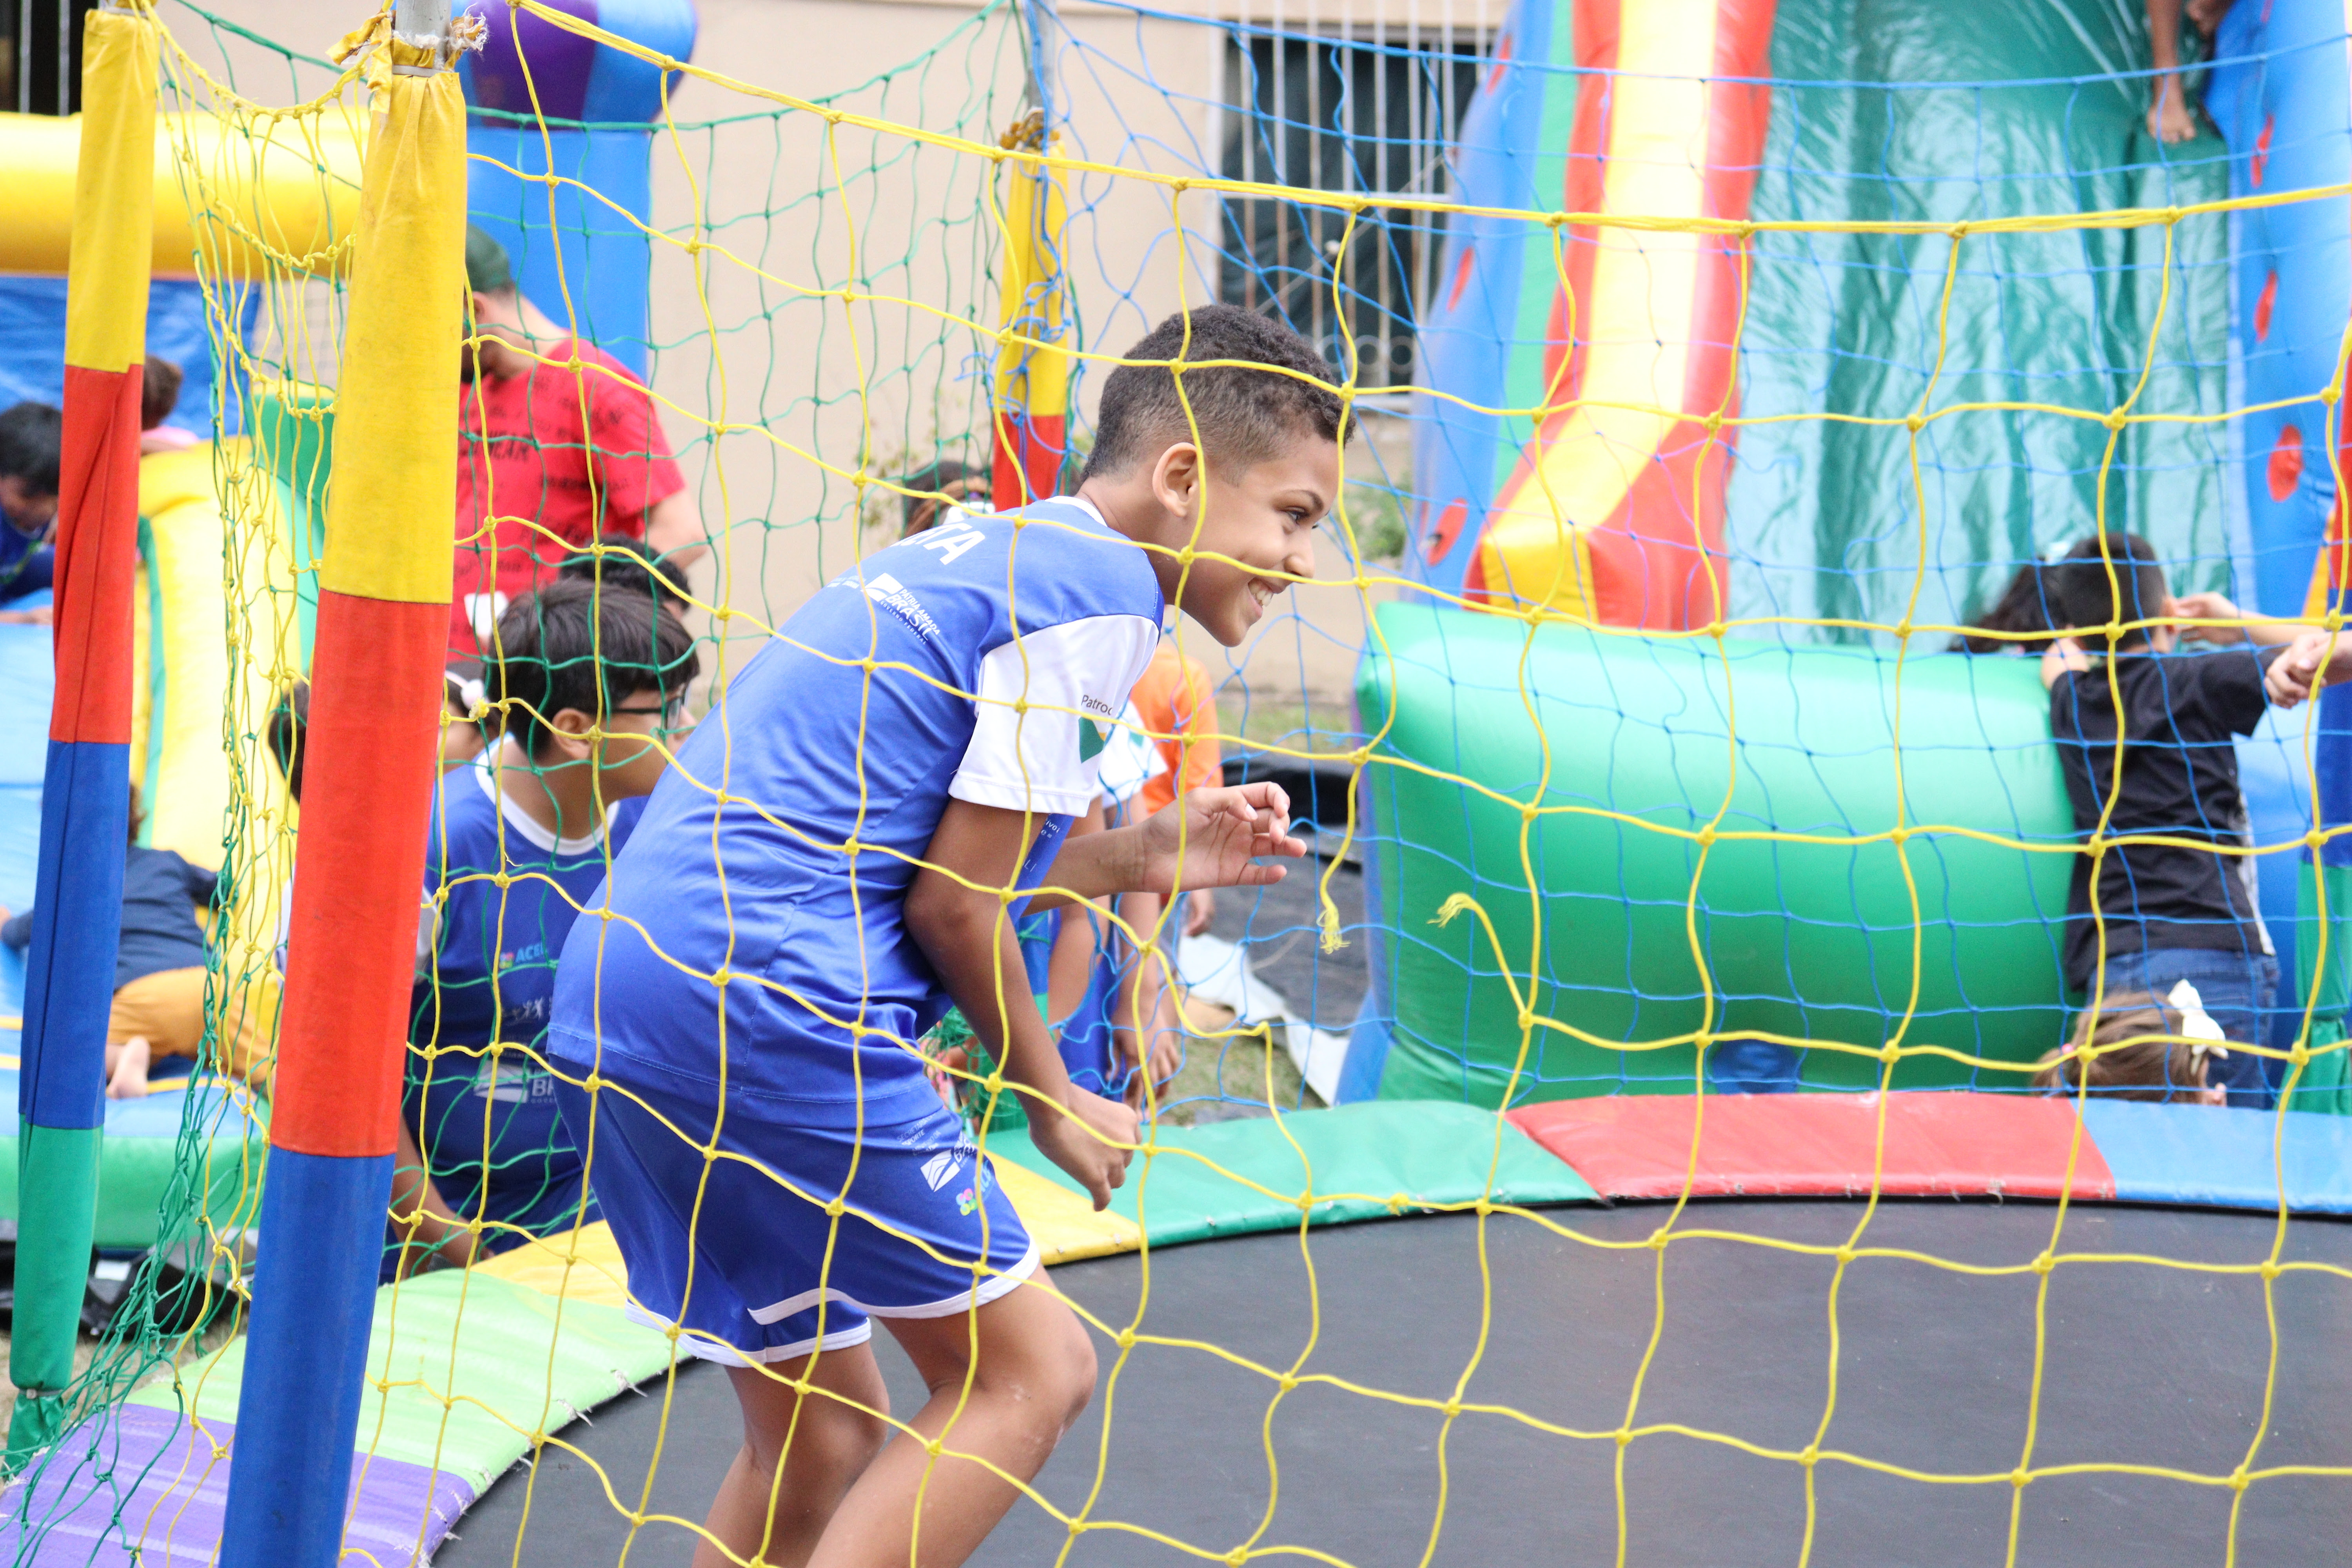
[860,573,945,644]
[921,1150,964,1191]
[474,1058,539,1103]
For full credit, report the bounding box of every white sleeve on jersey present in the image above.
[950,614,1161,815]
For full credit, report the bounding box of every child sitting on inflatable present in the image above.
[2042,532,2352,1107]
[544,303,1335,1568]
[0,786,272,1098]
[390,576,696,1277]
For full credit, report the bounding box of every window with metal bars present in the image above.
[2,0,101,115]
[1218,27,1485,389]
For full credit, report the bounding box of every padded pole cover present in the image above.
[219,20,465,1567]
[6,2,153,1471]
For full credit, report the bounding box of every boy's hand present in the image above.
[2267,630,2345,709]
[2172,591,2244,644]
[1141,783,1307,896]
[1024,1085,1138,1210]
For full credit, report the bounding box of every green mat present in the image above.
[995,1102,1595,1245]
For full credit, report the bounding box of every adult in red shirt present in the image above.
[454,227,705,653]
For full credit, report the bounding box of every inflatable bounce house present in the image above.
[7,0,2352,1565]
[1352,0,2352,1117]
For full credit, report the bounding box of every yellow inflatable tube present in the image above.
[0,109,365,278]
[131,443,305,971]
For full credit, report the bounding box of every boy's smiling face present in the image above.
[1140,434,1336,647]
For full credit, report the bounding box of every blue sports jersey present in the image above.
[547,498,1163,1125]
[405,758,639,1259]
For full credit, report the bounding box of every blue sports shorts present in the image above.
[553,1076,1036,1365]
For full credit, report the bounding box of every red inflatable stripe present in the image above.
[1508,1092,2117,1203]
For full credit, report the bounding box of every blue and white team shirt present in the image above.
[547,497,1164,1126]
[407,754,637,1252]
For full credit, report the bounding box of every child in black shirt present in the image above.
[2042,532,2349,1107]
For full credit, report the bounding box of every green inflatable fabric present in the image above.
[1726,0,2234,640]
[1358,603,2076,1107]
[995,1102,1595,1242]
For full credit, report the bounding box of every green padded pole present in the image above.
[2285,862,2352,1116]
[6,1124,102,1465]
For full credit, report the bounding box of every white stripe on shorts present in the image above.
[744,1240,1041,1327]
[624,1301,875,1367]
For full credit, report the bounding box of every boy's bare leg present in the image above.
[105,1036,152,1099]
[806,1281,1094,1568]
[692,1344,892,1568]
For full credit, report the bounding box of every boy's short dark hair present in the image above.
[558,532,685,608]
[2054,532,2170,649]
[1078,305,1343,483]
[0,402,64,495]
[484,577,699,759]
[141,356,185,433]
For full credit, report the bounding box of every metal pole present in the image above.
[218,0,465,1558]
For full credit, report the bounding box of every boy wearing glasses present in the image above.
[390,576,696,1275]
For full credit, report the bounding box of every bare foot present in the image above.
[2149,81,2198,143]
[106,1036,152,1099]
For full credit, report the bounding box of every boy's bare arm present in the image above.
[2172,591,2309,649]
[1016,781,1306,911]
[906,799,1137,1208]
[2266,628,2352,710]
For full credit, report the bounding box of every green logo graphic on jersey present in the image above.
[1079,715,1108,762]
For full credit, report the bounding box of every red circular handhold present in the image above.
[2269,423,2303,502]
[1425,497,1470,565]
[2252,116,2275,188]
[2255,270,2278,341]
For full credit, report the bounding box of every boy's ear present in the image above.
[540,708,599,761]
[1149,441,1202,521]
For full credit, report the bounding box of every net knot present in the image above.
[999,109,1045,152]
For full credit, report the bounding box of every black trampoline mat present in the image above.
[433,1201,2352,1566]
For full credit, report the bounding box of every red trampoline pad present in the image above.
[1507,1093,2116,1203]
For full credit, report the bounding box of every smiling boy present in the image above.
[546,305,1339,1568]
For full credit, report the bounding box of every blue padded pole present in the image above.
[216,1151,394,1565]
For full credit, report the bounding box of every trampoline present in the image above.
[436,1198,2352,1568]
